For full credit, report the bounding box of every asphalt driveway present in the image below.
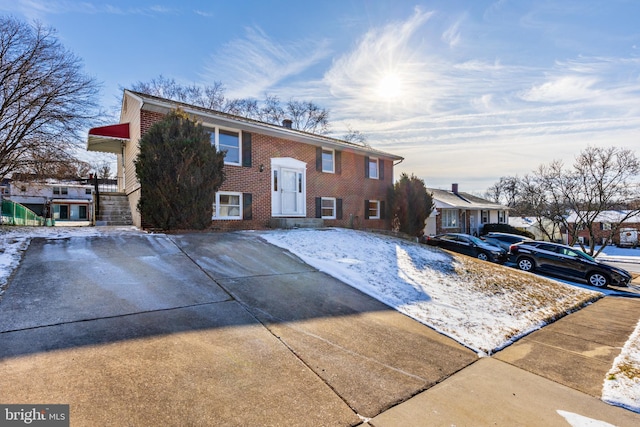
[0,231,477,426]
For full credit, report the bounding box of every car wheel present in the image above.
[517,257,534,272]
[588,272,609,288]
[477,252,489,261]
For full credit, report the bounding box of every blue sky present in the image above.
[2,0,639,194]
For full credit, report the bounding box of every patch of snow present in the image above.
[602,317,640,412]
[261,228,600,355]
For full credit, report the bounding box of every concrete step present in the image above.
[96,193,133,226]
[269,218,324,229]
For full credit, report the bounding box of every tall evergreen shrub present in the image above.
[135,109,225,230]
[389,173,434,237]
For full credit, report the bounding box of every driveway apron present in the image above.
[0,231,477,426]
[170,232,478,419]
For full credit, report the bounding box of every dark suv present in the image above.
[509,241,632,287]
[481,232,533,251]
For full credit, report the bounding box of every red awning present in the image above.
[87,123,130,153]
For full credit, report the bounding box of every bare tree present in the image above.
[485,176,521,208]
[130,75,332,134]
[285,99,329,134]
[343,125,369,146]
[532,147,640,255]
[0,17,100,179]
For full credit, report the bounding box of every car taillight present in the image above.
[509,244,518,252]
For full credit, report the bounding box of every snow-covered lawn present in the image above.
[260,228,640,413]
[1,225,639,412]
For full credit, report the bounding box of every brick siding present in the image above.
[138,110,392,231]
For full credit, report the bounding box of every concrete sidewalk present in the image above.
[0,231,639,426]
[369,297,640,426]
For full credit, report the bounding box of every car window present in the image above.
[536,244,558,253]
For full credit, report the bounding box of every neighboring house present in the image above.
[509,216,563,241]
[4,178,93,226]
[86,90,403,230]
[424,184,509,236]
[565,210,640,246]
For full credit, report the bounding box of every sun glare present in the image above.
[376,73,404,100]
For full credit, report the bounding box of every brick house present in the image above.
[565,210,640,247]
[424,184,509,236]
[87,90,403,230]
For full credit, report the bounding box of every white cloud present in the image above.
[521,75,599,103]
[203,26,331,99]
[442,17,463,48]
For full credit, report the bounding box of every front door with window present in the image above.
[271,158,306,217]
[281,168,299,214]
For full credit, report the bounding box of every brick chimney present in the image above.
[452,183,459,194]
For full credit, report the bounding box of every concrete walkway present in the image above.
[0,231,639,426]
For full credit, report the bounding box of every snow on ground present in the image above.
[261,228,640,413]
[1,225,639,412]
[261,228,602,354]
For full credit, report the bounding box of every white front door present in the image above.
[271,157,306,217]
[281,168,298,214]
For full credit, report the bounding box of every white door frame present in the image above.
[271,157,306,217]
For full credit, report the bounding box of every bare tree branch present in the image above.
[0,17,100,179]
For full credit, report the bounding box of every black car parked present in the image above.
[422,233,507,263]
[481,232,533,251]
[509,241,632,287]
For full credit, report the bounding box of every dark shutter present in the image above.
[316,147,323,171]
[364,156,370,178]
[242,132,252,167]
[243,193,252,220]
[335,151,342,175]
[380,201,386,219]
[379,160,384,180]
[336,198,343,220]
[364,200,370,219]
[315,197,322,218]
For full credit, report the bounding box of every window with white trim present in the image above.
[207,128,241,165]
[481,210,489,224]
[498,210,507,224]
[213,192,242,219]
[321,197,336,219]
[368,200,380,219]
[322,149,335,173]
[442,209,458,228]
[368,157,379,179]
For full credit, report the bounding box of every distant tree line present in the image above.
[486,146,640,255]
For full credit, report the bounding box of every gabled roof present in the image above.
[428,188,509,210]
[124,90,404,161]
[565,210,640,224]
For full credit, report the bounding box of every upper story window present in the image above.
[53,187,68,195]
[322,148,335,173]
[207,127,241,165]
[368,158,379,179]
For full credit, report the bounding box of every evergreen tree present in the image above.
[390,173,434,237]
[135,109,225,230]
